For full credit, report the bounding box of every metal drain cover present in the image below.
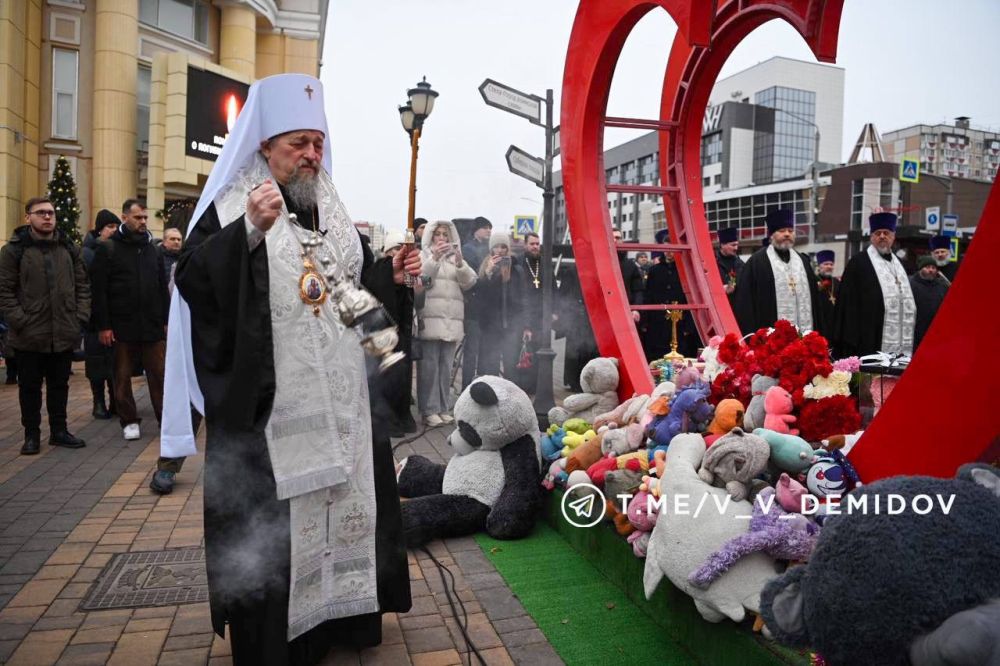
[80,548,209,611]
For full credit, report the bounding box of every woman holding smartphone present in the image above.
[476,232,522,379]
[415,221,477,427]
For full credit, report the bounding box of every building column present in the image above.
[220,4,256,79]
[92,0,138,215]
[0,1,28,239]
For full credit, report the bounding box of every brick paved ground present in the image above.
[0,359,571,665]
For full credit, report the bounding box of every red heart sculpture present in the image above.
[560,0,999,480]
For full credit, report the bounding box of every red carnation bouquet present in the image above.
[710,320,859,441]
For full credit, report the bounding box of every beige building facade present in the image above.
[1,0,329,241]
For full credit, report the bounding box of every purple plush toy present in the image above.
[661,385,714,442]
[687,487,820,589]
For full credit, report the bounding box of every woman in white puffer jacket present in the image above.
[416,220,477,426]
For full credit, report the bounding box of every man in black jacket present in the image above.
[0,197,90,454]
[89,199,169,442]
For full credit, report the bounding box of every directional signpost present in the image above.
[481,77,558,425]
[505,146,544,186]
[479,79,543,126]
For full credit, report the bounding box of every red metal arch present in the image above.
[561,0,842,398]
[561,0,999,480]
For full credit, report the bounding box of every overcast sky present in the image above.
[322,0,1000,236]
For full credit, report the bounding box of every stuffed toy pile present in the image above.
[536,319,994,663]
[397,376,542,546]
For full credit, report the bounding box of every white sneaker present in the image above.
[424,414,444,427]
[438,413,454,424]
[123,423,141,440]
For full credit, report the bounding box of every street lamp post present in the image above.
[398,77,439,284]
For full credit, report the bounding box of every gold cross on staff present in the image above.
[304,85,314,100]
[663,302,684,361]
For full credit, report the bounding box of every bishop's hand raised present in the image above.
[247,179,283,232]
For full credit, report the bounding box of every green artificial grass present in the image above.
[475,523,701,666]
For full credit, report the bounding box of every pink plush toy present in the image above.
[775,472,810,513]
[625,489,659,557]
[763,386,799,435]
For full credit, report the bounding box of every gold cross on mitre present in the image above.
[304,85,314,100]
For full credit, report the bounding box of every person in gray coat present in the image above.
[417,220,477,426]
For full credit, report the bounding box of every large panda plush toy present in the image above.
[396,376,543,547]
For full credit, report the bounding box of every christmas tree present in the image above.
[46,155,82,244]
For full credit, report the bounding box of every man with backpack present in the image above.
[0,197,91,454]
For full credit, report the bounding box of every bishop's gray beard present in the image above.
[935,257,949,267]
[873,244,892,256]
[285,170,318,212]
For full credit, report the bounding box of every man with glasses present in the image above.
[0,197,90,454]
[89,199,169,443]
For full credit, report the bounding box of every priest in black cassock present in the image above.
[160,74,414,666]
[929,235,960,283]
[714,226,744,307]
[814,249,840,341]
[643,230,700,360]
[732,209,824,335]
[833,212,916,358]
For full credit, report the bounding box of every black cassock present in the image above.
[642,260,699,360]
[832,251,899,358]
[714,250,745,309]
[175,201,411,666]
[732,248,825,336]
[815,276,840,342]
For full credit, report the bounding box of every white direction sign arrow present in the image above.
[506,145,544,187]
[480,79,543,126]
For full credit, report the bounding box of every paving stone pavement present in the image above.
[0,362,571,665]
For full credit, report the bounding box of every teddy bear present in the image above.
[396,376,542,546]
[743,375,779,431]
[564,432,605,473]
[697,427,770,501]
[761,465,1000,666]
[643,433,780,623]
[548,357,620,426]
[593,394,651,432]
[763,386,798,435]
[706,399,746,437]
[688,486,820,589]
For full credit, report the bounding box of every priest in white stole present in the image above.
[160,74,416,665]
[732,209,825,335]
[833,212,916,359]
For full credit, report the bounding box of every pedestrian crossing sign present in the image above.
[514,215,536,239]
[900,158,920,183]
